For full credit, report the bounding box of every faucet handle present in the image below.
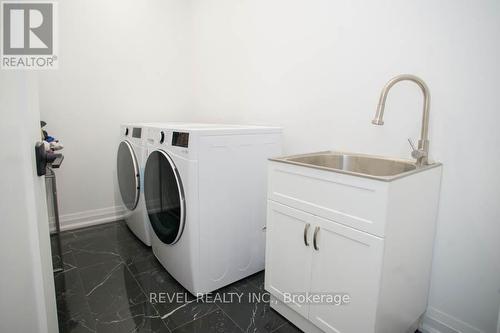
[407,138,417,151]
[408,138,427,160]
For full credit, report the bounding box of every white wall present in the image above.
[39,0,194,228]
[0,73,58,333]
[189,0,500,332]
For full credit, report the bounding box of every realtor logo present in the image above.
[1,1,58,69]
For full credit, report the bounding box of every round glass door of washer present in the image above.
[116,141,140,211]
[144,150,185,245]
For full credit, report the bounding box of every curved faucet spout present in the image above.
[372,74,431,166]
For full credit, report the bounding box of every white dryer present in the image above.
[143,123,282,295]
[116,124,151,246]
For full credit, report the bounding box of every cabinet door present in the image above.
[265,201,313,318]
[309,217,384,333]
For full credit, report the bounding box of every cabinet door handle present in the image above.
[313,226,320,251]
[304,223,311,247]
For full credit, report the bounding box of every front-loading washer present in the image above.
[116,124,151,246]
[143,123,282,295]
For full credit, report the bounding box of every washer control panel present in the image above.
[172,132,189,148]
[132,127,142,138]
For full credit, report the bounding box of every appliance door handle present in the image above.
[303,223,311,247]
[313,226,320,251]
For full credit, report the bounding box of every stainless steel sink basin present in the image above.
[270,151,440,181]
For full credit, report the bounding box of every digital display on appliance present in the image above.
[132,127,142,138]
[172,132,189,148]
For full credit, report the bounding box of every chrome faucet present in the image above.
[372,74,431,166]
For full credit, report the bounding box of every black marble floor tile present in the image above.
[215,276,286,333]
[53,254,63,271]
[78,260,124,295]
[51,234,62,254]
[134,264,185,297]
[134,264,219,331]
[52,251,77,275]
[271,322,303,333]
[51,234,75,271]
[94,301,168,333]
[115,237,154,267]
[245,271,265,290]
[54,268,96,332]
[53,231,79,253]
[57,306,96,333]
[79,262,146,316]
[54,269,87,313]
[106,221,141,244]
[160,296,219,331]
[52,221,303,333]
[56,222,153,270]
[127,253,164,277]
[171,309,242,333]
[60,251,78,270]
[69,234,123,269]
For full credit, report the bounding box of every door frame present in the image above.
[0,72,58,333]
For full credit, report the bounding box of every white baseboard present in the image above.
[421,307,484,333]
[58,206,127,231]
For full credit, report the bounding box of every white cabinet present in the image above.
[266,204,313,317]
[265,161,442,333]
[266,202,384,333]
[309,214,383,333]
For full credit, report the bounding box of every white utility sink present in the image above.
[271,151,441,181]
[265,150,442,333]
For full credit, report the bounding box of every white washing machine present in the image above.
[143,123,282,295]
[116,124,151,246]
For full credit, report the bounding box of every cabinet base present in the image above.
[270,295,323,333]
